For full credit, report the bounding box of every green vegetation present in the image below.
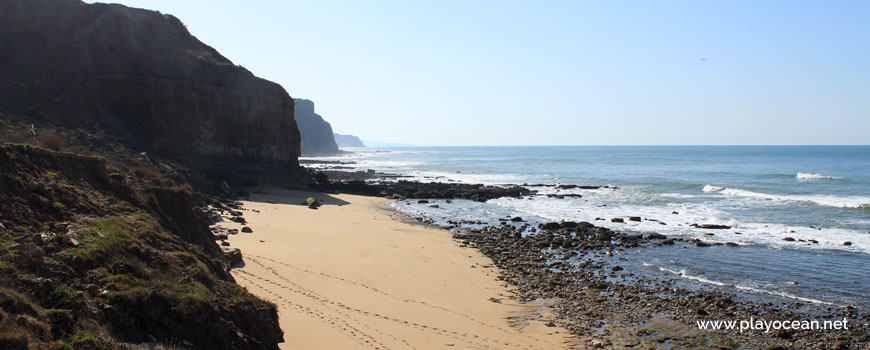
[0,139,280,348]
[71,332,108,350]
[49,285,77,309]
[162,281,213,314]
[184,49,231,66]
[0,286,43,316]
[63,215,157,268]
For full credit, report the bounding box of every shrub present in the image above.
[71,332,108,350]
[162,281,213,315]
[0,326,30,350]
[38,131,64,151]
[50,285,77,309]
[0,287,42,316]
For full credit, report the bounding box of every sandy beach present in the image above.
[219,187,573,349]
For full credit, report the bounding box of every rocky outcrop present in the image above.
[334,133,366,148]
[0,142,283,349]
[294,99,340,155]
[0,0,302,179]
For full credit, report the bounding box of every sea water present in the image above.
[303,146,870,309]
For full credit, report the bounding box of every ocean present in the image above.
[303,146,870,310]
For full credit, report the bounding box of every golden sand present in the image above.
[219,187,573,349]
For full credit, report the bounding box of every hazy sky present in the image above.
[100,0,868,145]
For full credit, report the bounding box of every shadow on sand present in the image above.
[242,187,351,207]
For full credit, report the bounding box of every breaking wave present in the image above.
[797,172,841,180]
[702,185,869,209]
[656,267,835,306]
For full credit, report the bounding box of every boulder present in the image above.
[241,227,253,233]
[628,216,641,222]
[32,232,56,245]
[611,218,624,223]
[646,233,667,240]
[304,197,322,209]
[222,247,244,267]
[692,224,731,229]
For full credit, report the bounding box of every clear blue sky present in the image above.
[100,0,868,145]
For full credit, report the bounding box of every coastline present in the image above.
[217,187,573,349]
[297,167,869,349]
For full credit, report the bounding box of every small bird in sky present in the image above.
[699,58,706,61]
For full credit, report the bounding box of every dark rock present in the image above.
[611,218,624,223]
[628,216,641,222]
[32,232,56,245]
[222,247,244,267]
[659,239,675,246]
[772,329,793,340]
[695,241,711,247]
[0,0,305,183]
[692,224,731,229]
[611,265,623,271]
[304,197,322,209]
[417,200,429,204]
[510,217,524,222]
[221,241,230,247]
[331,180,531,202]
[833,340,850,350]
[645,233,667,240]
[241,227,253,233]
[725,242,739,247]
[783,237,795,242]
[843,241,852,246]
[429,204,440,209]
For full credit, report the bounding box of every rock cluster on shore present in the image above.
[448,220,868,349]
[330,179,532,202]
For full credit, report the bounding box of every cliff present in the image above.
[293,99,340,155]
[0,121,283,349]
[0,0,302,182]
[334,133,366,148]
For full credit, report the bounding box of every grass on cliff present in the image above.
[0,132,279,348]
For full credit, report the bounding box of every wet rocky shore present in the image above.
[315,170,869,349]
[451,221,866,349]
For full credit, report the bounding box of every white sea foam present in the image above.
[702,185,724,193]
[484,194,870,254]
[702,185,870,209]
[797,172,841,180]
[659,193,698,199]
[655,266,835,306]
[658,267,727,286]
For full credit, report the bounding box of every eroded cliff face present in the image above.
[294,98,341,155]
[0,0,301,171]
